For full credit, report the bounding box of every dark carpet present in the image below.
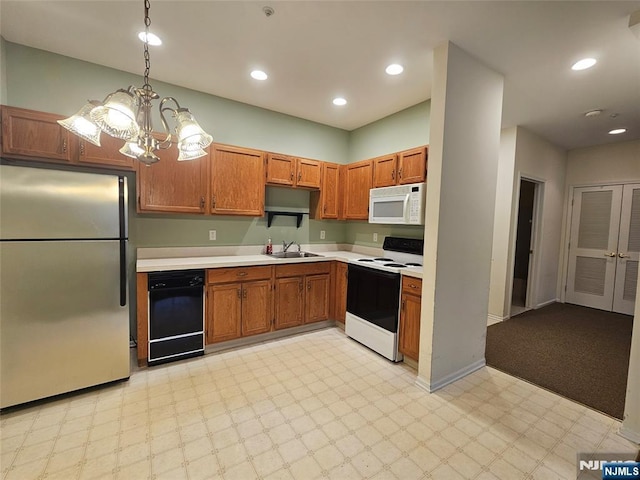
[485,303,633,420]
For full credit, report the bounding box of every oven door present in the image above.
[346,264,401,332]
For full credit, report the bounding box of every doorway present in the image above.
[566,183,639,315]
[511,179,538,316]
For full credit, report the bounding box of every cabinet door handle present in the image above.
[299,282,303,291]
[243,289,247,299]
[290,172,294,181]
[409,284,418,289]
[212,195,216,209]
[307,283,311,291]
[237,272,248,277]
[402,299,406,310]
[79,141,85,156]
[391,170,395,180]
[398,168,402,179]
[200,197,205,209]
[618,252,630,258]
[237,288,242,298]
[62,138,67,153]
[298,172,302,182]
[604,252,616,258]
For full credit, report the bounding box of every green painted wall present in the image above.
[0,37,7,104]
[4,42,431,249]
[348,100,430,162]
[4,41,350,247]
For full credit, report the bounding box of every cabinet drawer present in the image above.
[402,276,422,295]
[207,265,272,284]
[275,262,330,278]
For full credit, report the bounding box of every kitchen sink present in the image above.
[265,251,323,259]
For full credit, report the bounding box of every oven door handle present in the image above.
[402,194,410,222]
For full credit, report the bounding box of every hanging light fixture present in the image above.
[57,0,212,165]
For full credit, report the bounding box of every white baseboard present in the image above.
[414,359,486,393]
[618,425,640,445]
[534,298,558,309]
[487,314,505,326]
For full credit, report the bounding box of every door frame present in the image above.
[508,174,544,317]
[561,180,640,304]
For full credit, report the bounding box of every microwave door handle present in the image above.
[403,194,410,221]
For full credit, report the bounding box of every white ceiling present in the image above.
[1,1,639,151]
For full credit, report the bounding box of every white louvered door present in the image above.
[613,184,640,315]
[566,186,622,310]
[566,184,639,314]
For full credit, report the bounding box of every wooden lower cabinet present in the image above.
[241,280,272,336]
[207,283,243,343]
[399,276,422,361]
[275,262,331,328]
[274,277,304,329]
[206,266,273,343]
[305,274,330,323]
[332,262,348,323]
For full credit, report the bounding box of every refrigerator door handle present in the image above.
[119,239,127,307]
[118,177,127,307]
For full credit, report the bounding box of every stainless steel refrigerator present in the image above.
[0,164,130,408]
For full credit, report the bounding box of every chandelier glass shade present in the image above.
[57,0,212,165]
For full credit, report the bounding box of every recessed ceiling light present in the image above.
[571,58,596,71]
[138,31,162,46]
[385,64,404,75]
[584,109,602,117]
[250,70,268,81]
[332,97,347,106]
[608,128,627,135]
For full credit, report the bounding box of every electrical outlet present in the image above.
[320,230,326,240]
[209,230,216,241]
[373,232,378,242]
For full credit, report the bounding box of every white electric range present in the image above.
[345,237,423,361]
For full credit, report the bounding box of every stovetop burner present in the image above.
[405,262,422,267]
[384,263,405,268]
[358,259,374,262]
[374,257,394,262]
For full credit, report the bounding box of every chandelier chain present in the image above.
[142,0,152,92]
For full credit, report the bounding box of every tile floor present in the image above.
[1,328,637,480]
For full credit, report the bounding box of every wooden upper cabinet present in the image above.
[398,146,428,185]
[310,162,339,220]
[266,153,295,186]
[77,134,135,171]
[372,154,398,188]
[137,142,210,214]
[296,158,321,189]
[266,154,321,189]
[1,106,75,163]
[343,159,373,220]
[211,144,265,216]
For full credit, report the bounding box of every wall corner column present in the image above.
[417,41,504,392]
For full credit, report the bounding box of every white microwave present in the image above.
[368,182,426,225]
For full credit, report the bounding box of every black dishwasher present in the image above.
[148,270,205,365]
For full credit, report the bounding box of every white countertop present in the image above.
[136,247,423,278]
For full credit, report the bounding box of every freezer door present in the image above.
[0,240,130,408]
[0,165,124,240]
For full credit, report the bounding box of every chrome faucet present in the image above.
[282,240,296,252]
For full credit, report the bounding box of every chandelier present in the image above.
[57,0,212,165]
